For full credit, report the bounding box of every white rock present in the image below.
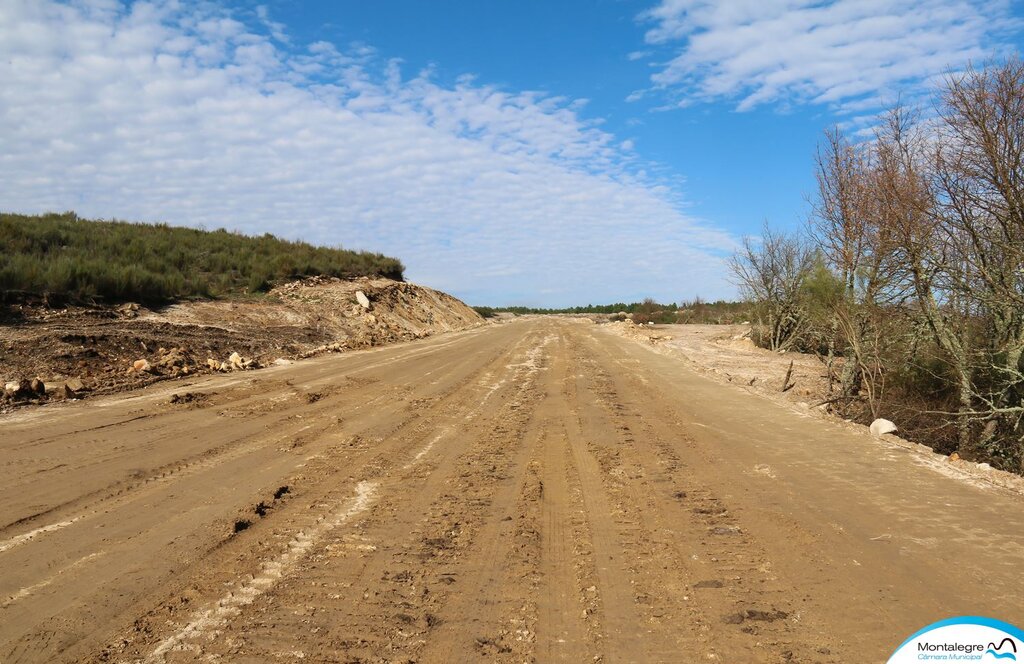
[228,351,244,369]
[355,290,371,310]
[869,418,898,436]
[273,358,293,366]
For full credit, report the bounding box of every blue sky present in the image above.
[1,1,1021,306]
[260,0,823,237]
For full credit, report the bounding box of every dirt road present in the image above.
[1,318,1022,662]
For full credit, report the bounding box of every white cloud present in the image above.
[638,0,1021,113]
[0,0,737,306]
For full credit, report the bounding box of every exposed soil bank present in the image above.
[0,277,481,410]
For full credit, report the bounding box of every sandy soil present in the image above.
[606,322,1024,496]
[605,322,827,403]
[1,318,1022,663]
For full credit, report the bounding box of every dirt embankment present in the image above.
[0,277,482,409]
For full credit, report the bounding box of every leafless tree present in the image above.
[728,59,1024,469]
[862,60,1024,462]
[929,58,1024,459]
[728,223,815,352]
[809,121,906,412]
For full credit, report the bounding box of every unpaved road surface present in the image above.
[1,319,1022,662]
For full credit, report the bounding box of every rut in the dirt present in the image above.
[1,320,1022,664]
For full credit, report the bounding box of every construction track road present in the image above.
[1,318,1022,663]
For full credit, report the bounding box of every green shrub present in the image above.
[0,211,404,304]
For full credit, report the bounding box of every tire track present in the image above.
[1,325,529,663]
[574,329,839,662]
[100,324,553,663]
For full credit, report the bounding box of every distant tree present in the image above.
[728,223,815,351]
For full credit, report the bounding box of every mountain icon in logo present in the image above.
[987,637,1018,660]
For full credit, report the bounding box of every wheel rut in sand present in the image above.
[2,319,1023,663]
[567,333,836,662]
[110,327,557,663]
[1,325,522,662]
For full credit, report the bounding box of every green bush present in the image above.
[0,211,404,304]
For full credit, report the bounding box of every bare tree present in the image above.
[728,223,815,352]
[930,58,1024,460]
[809,121,906,412]
[870,60,1024,463]
[728,59,1024,470]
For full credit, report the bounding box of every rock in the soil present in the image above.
[5,380,34,399]
[118,302,140,318]
[156,347,186,369]
[62,377,86,398]
[273,358,293,366]
[869,418,898,436]
[132,359,151,373]
[355,290,371,310]
[206,358,220,371]
[228,352,244,370]
[5,378,41,400]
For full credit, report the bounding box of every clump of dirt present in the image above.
[0,277,482,412]
[169,392,211,406]
[723,608,789,624]
[693,579,724,589]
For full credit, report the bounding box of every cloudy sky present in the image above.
[1,1,1021,306]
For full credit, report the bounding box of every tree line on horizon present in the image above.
[0,212,405,305]
[730,58,1024,473]
[473,298,751,325]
